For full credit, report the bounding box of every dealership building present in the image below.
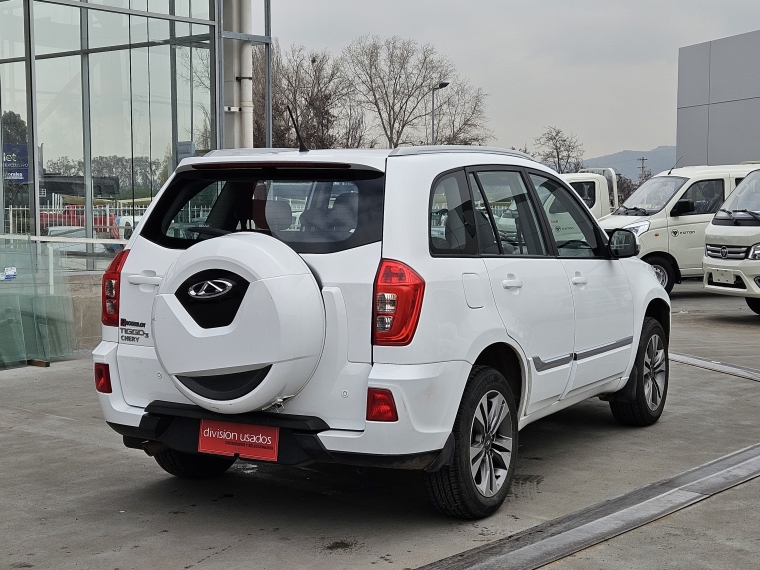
[0,0,272,237]
[677,29,760,166]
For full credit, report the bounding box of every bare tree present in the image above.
[430,78,492,146]
[533,126,584,173]
[342,35,453,148]
[616,172,637,205]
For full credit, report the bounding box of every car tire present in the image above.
[154,448,236,479]
[423,366,518,519]
[646,256,675,294]
[610,317,669,427]
[746,297,760,315]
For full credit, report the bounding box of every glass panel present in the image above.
[570,181,596,209]
[1,61,30,234]
[149,43,173,190]
[35,56,85,237]
[429,170,476,255]
[89,49,132,236]
[190,0,210,20]
[88,8,129,50]
[0,293,26,368]
[476,171,547,256]
[146,170,385,254]
[468,173,499,255]
[0,0,26,61]
[531,174,604,258]
[681,179,724,215]
[130,13,149,44]
[87,0,130,9]
[33,2,81,56]
[147,0,170,15]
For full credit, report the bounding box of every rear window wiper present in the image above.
[734,209,760,222]
[188,226,230,237]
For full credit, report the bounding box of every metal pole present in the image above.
[239,0,253,148]
[80,2,94,268]
[431,88,435,145]
[22,0,41,236]
[0,71,5,234]
[210,0,222,150]
[169,0,178,170]
[264,0,272,148]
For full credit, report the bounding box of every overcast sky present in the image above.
[262,0,760,158]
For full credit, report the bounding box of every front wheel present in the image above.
[610,317,669,426]
[746,297,760,315]
[646,256,675,294]
[423,366,518,519]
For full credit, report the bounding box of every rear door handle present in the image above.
[502,277,523,289]
[127,275,162,286]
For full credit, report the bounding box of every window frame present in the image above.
[428,167,479,258]
[525,168,611,260]
[673,178,726,217]
[464,165,552,259]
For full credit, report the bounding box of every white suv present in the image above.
[94,146,670,519]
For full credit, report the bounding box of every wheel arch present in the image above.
[645,297,671,340]
[472,342,526,418]
[642,251,682,283]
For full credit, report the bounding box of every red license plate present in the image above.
[198,419,279,462]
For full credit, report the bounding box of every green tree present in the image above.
[1,111,27,144]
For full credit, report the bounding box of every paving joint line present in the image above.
[670,352,760,382]
[418,443,760,570]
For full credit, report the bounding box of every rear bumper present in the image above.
[703,257,760,298]
[108,400,452,471]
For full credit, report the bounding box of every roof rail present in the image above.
[204,148,298,158]
[388,145,536,161]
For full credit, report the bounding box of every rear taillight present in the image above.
[102,249,129,327]
[366,388,398,422]
[372,259,425,346]
[94,363,112,393]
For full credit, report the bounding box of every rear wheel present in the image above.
[646,256,675,294]
[746,297,760,315]
[154,448,236,479]
[610,317,669,426]
[423,366,517,519]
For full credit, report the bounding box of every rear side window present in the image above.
[570,181,596,209]
[429,170,477,255]
[140,168,385,254]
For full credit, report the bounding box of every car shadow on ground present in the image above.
[108,398,627,529]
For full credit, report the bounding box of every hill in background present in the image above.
[584,145,676,180]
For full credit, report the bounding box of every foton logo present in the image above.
[198,419,279,462]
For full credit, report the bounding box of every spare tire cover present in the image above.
[152,233,325,414]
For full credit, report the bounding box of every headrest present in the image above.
[252,199,292,231]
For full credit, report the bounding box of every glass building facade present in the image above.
[0,0,270,241]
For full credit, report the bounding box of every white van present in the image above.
[560,168,619,219]
[598,164,758,292]
[703,168,760,314]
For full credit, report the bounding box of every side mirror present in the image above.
[670,199,694,217]
[609,228,639,258]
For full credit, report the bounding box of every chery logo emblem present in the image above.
[187,278,235,300]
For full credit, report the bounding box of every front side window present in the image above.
[429,170,477,255]
[141,168,384,254]
[473,170,547,256]
[679,179,725,215]
[614,176,688,215]
[570,181,596,209]
[531,174,605,258]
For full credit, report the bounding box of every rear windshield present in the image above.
[140,168,385,254]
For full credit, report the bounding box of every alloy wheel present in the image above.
[469,390,513,497]
[642,334,667,411]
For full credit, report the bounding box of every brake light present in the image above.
[94,363,112,393]
[102,249,129,327]
[366,388,398,422]
[372,259,425,346]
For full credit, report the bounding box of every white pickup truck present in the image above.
[560,168,619,219]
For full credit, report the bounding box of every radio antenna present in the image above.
[668,155,683,175]
[287,106,309,153]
